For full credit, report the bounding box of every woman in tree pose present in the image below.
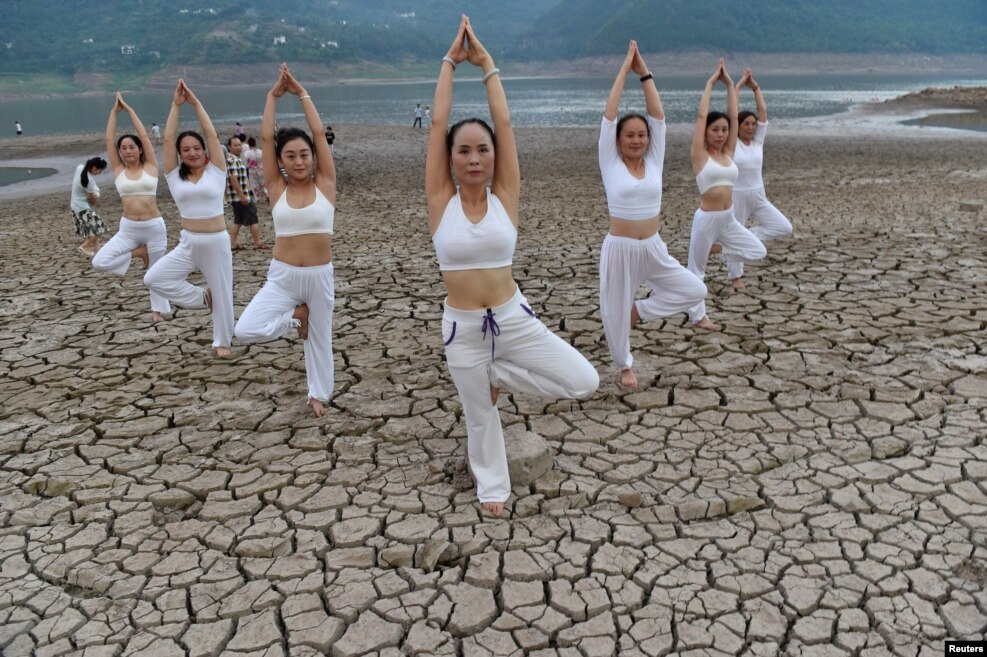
[93,93,171,321]
[70,157,108,257]
[686,60,765,329]
[235,65,337,418]
[598,41,706,388]
[144,80,233,355]
[730,68,792,288]
[426,16,599,516]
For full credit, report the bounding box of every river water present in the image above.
[2,73,986,137]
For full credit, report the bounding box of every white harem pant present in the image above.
[600,233,707,371]
[442,287,599,503]
[143,229,234,348]
[91,217,171,314]
[235,259,335,403]
[686,208,766,322]
[729,187,792,279]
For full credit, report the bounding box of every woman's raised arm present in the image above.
[724,67,738,156]
[631,43,664,120]
[262,72,284,195]
[182,81,225,173]
[464,17,519,222]
[281,65,335,201]
[604,41,635,121]
[163,81,183,173]
[119,93,158,169]
[691,61,722,174]
[105,96,125,172]
[425,16,468,229]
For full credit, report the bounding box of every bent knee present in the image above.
[571,366,600,399]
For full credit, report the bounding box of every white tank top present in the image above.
[116,169,157,197]
[272,186,335,237]
[432,189,516,272]
[696,156,738,195]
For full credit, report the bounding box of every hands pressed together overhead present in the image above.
[445,15,493,69]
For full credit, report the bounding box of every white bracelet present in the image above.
[299,95,311,101]
[442,56,456,70]
[482,68,500,83]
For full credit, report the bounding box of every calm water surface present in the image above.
[0,166,58,187]
[2,74,986,137]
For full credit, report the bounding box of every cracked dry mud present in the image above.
[0,124,985,656]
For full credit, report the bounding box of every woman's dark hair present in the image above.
[80,157,108,188]
[446,118,495,154]
[738,110,757,125]
[275,127,315,161]
[616,113,651,141]
[706,111,730,129]
[176,130,206,181]
[117,134,145,164]
[247,137,257,148]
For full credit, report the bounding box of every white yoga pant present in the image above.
[686,208,766,322]
[91,217,171,314]
[442,287,599,503]
[729,188,792,279]
[600,233,707,371]
[143,230,234,348]
[235,260,335,403]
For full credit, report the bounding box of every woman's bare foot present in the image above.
[203,288,213,310]
[214,347,231,357]
[695,316,719,331]
[309,398,326,418]
[482,502,504,517]
[620,368,638,388]
[152,312,164,322]
[489,384,499,405]
[731,277,746,291]
[709,243,722,256]
[254,242,270,249]
[293,304,310,339]
[132,244,149,268]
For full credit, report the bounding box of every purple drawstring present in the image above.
[481,309,500,359]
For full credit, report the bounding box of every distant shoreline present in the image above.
[3,52,987,101]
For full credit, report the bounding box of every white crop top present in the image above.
[598,114,666,220]
[116,169,157,197]
[733,121,767,192]
[272,186,335,237]
[432,189,516,272]
[696,156,738,195]
[165,162,226,219]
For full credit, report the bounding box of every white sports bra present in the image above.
[432,189,516,272]
[165,162,226,219]
[696,156,738,195]
[115,169,157,197]
[272,186,335,237]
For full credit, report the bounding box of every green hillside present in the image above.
[516,0,987,57]
[0,0,983,83]
[0,0,559,75]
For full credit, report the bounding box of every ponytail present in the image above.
[81,156,107,188]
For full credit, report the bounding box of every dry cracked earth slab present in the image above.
[0,125,985,656]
